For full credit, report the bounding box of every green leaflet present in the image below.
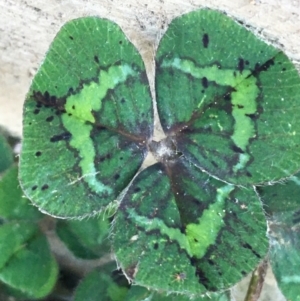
[20,7,300,296]
[113,160,268,294]
[20,17,153,217]
[156,9,300,185]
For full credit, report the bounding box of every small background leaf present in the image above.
[74,264,129,301]
[0,166,42,220]
[0,133,14,173]
[0,235,58,299]
[259,174,300,301]
[56,213,111,259]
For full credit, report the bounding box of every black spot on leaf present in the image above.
[246,171,252,177]
[35,151,42,156]
[202,77,208,88]
[33,109,40,115]
[134,187,141,193]
[31,185,38,191]
[46,116,54,122]
[121,98,126,104]
[211,161,218,168]
[94,55,99,64]
[202,33,209,48]
[50,132,72,143]
[69,36,74,40]
[41,184,49,190]
[153,243,159,250]
[237,104,244,109]
[293,211,300,224]
[114,174,120,180]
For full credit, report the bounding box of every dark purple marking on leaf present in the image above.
[41,184,49,190]
[238,58,245,73]
[211,160,218,168]
[35,151,42,156]
[224,93,231,101]
[252,58,275,76]
[50,132,72,143]
[202,33,209,48]
[246,171,252,177]
[292,209,300,224]
[33,91,66,110]
[242,243,261,258]
[231,145,244,154]
[133,187,141,193]
[202,77,208,88]
[190,257,211,289]
[245,113,257,120]
[46,116,54,122]
[138,70,148,86]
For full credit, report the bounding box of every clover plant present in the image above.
[19,8,300,297]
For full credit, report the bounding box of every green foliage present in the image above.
[0,166,58,299]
